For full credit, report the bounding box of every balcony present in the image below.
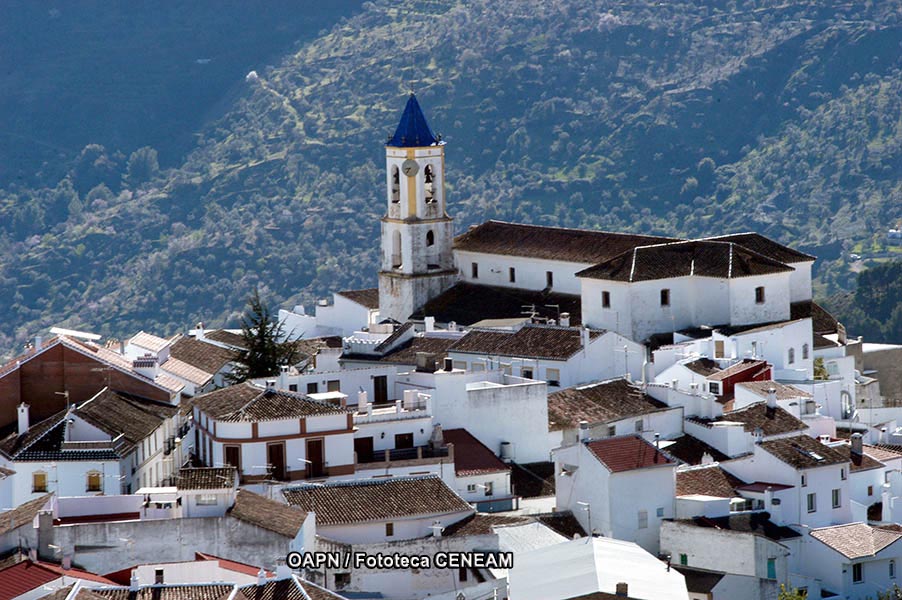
[356,444,451,467]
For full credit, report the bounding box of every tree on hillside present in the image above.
[123,146,160,188]
[228,287,300,383]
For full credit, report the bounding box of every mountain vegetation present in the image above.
[823,261,902,344]
[1,0,901,355]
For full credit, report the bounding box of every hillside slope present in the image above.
[1,0,901,353]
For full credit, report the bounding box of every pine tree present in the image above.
[228,287,299,382]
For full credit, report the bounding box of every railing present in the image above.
[356,445,449,465]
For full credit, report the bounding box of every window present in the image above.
[546,271,554,288]
[155,569,165,585]
[509,267,516,283]
[714,340,725,358]
[390,166,400,203]
[467,484,476,493]
[327,380,341,392]
[453,360,467,371]
[638,510,648,529]
[521,367,534,379]
[891,560,896,579]
[832,489,841,509]
[335,573,351,590]
[33,472,48,493]
[801,474,807,487]
[679,553,688,566]
[788,348,795,365]
[546,368,561,387]
[656,507,665,518]
[385,522,394,537]
[86,471,102,492]
[755,286,765,304]
[635,420,644,432]
[197,494,218,506]
[471,262,479,279]
[807,492,816,513]
[853,563,863,583]
[225,445,241,470]
[391,231,401,268]
[767,558,776,580]
[458,567,467,582]
[660,289,670,307]
[868,485,874,497]
[708,382,721,395]
[288,384,297,392]
[307,382,318,394]
[471,362,486,372]
[802,343,809,360]
[484,482,494,496]
[424,165,436,203]
[607,425,616,437]
[841,468,847,481]
[602,291,611,308]
[426,230,435,246]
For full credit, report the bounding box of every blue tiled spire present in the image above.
[387,93,439,147]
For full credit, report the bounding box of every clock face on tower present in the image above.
[401,159,419,177]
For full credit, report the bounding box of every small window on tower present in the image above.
[660,289,671,307]
[391,166,400,203]
[546,271,554,288]
[509,267,516,283]
[426,230,435,247]
[602,291,611,308]
[755,286,765,304]
[471,262,479,279]
[424,165,435,203]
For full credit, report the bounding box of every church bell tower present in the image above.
[377,94,457,323]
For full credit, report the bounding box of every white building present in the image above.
[553,434,677,553]
[508,535,690,600]
[279,288,381,340]
[175,466,238,518]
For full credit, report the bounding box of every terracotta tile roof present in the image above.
[454,220,677,264]
[0,560,114,600]
[442,428,510,476]
[170,336,239,374]
[677,513,801,541]
[676,465,744,498]
[76,389,178,451]
[736,381,811,400]
[703,232,815,263]
[411,282,583,327]
[758,435,849,469]
[864,444,902,463]
[832,446,884,472]
[716,402,808,437]
[336,288,380,309]
[707,359,769,382]
[61,338,183,395]
[0,494,52,536]
[791,300,841,335]
[176,467,237,490]
[684,358,719,376]
[194,382,349,422]
[585,435,676,473]
[663,435,729,465]
[450,324,602,361]
[228,489,307,538]
[442,513,532,537]
[204,330,247,350]
[161,357,214,386]
[577,240,794,282]
[193,553,273,578]
[810,522,902,559]
[87,585,237,600]
[282,475,473,526]
[129,331,172,353]
[547,378,669,432]
[235,577,347,600]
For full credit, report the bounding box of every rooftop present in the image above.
[736,380,811,400]
[228,489,308,538]
[662,434,729,465]
[810,522,902,559]
[675,513,801,541]
[450,324,603,361]
[586,434,676,473]
[412,282,583,327]
[442,428,510,476]
[170,335,239,374]
[577,240,794,282]
[547,378,669,432]
[194,382,349,422]
[0,494,51,536]
[0,560,114,600]
[176,466,238,490]
[129,331,172,353]
[715,402,808,437]
[758,435,849,469]
[676,465,744,498]
[336,288,380,309]
[203,329,247,350]
[832,445,885,472]
[387,93,440,147]
[282,475,473,526]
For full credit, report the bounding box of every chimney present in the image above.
[443,357,454,372]
[130,570,140,591]
[431,522,444,538]
[851,433,863,456]
[34,336,42,351]
[615,582,629,597]
[881,427,888,444]
[581,327,590,349]
[196,322,205,339]
[883,484,893,522]
[578,420,590,442]
[766,387,777,409]
[357,389,368,413]
[17,403,29,435]
[257,567,267,586]
[265,380,276,389]
[560,312,571,327]
[62,554,72,570]
[671,379,679,390]
[425,316,435,333]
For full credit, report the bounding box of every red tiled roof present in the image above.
[586,435,675,473]
[0,561,114,600]
[195,553,274,578]
[443,428,510,476]
[676,465,744,498]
